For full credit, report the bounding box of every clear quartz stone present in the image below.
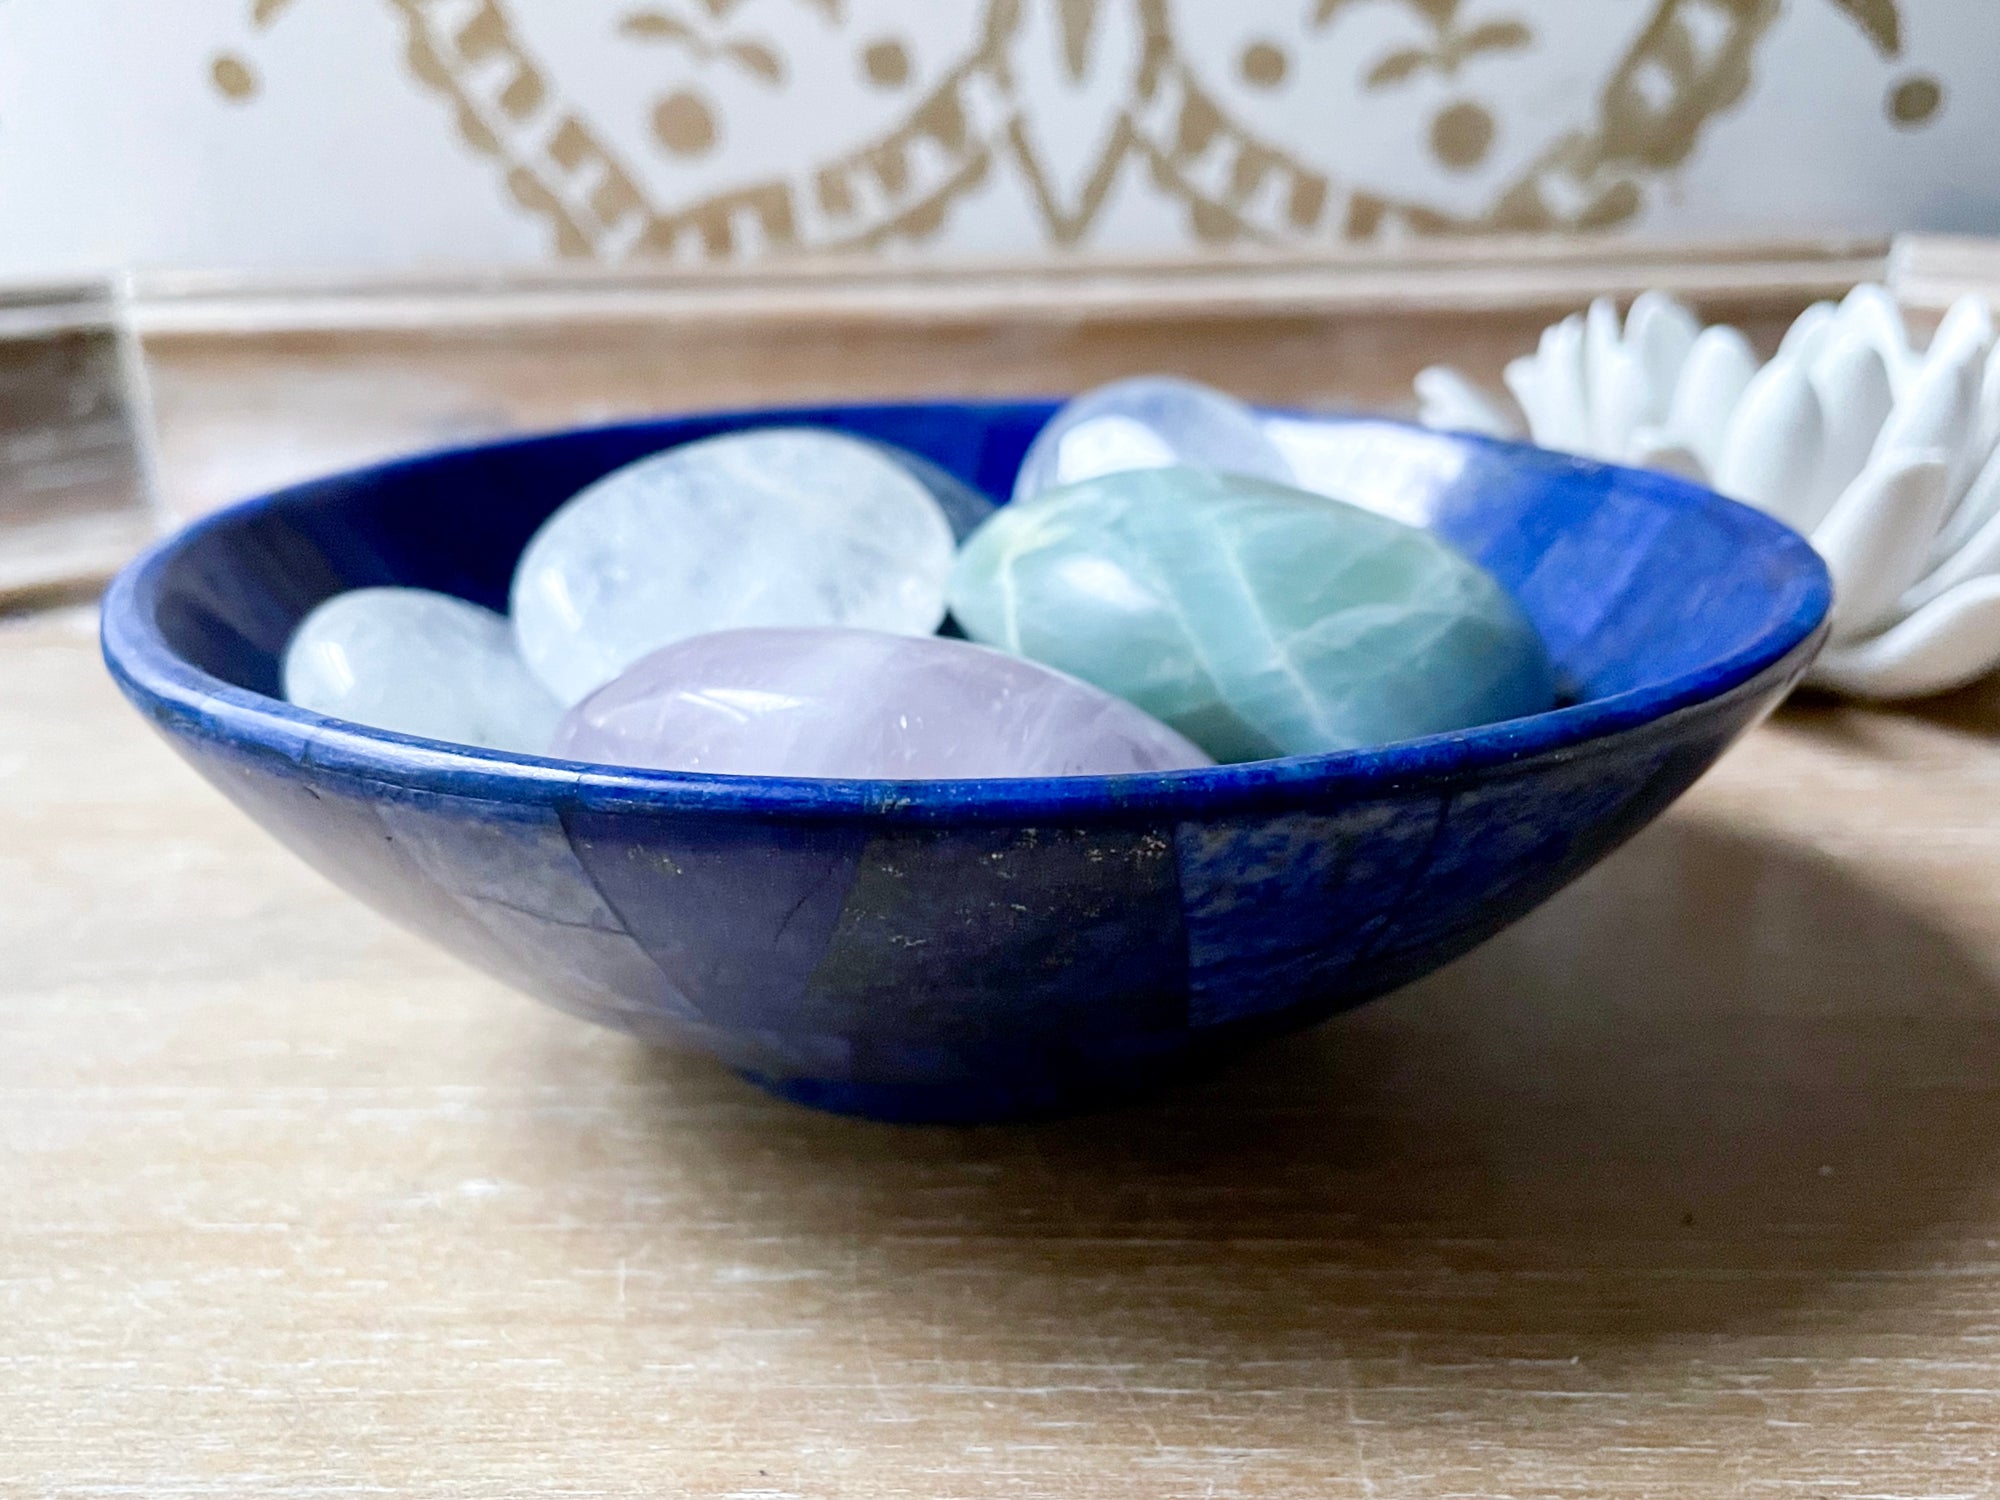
[869,443,997,541]
[1012,376,1295,503]
[951,467,1557,763]
[549,626,1213,780]
[282,587,562,754]
[512,429,958,704]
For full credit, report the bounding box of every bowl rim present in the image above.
[101,401,1831,825]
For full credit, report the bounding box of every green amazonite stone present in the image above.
[948,467,1557,762]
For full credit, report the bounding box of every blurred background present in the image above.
[3,0,1995,274]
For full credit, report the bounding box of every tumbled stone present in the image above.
[549,626,1213,780]
[874,444,997,541]
[1012,376,1295,502]
[512,429,958,703]
[283,587,562,754]
[950,467,1557,762]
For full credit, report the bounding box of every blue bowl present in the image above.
[101,401,1829,1123]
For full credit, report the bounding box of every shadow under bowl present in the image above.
[100,401,1830,1122]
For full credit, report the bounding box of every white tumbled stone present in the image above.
[511,429,957,704]
[283,587,561,754]
[1012,376,1293,502]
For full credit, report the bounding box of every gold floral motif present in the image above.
[1345,1,1535,89]
[210,0,1920,260]
[1828,0,1899,55]
[619,9,787,86]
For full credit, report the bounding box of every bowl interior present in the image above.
[138,400,1825,760]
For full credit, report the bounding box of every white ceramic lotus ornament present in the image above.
[1416,287,2000,701]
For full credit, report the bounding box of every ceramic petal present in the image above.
[1838,284,1917,395]
[1809,574,2000,699]
[1777,300,1837,365]
[1906,448,2000,610]
[1530,315,1592,455]
[1814,454,1955,644]
[1715,358,1825,526]
[1803,333,1894,532]
[1414,366,1521,439]
[1872,338,1981,481]
[1664,325,1759,476]
[1625,292,1700,422]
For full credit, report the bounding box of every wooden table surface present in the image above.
[7,600,2000,1498]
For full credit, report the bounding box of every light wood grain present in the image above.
[8,615,2000,1496]
[127,236,1887,335]
[1889,233,2000,313]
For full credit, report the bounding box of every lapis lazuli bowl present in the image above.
[102,401,1829,1122]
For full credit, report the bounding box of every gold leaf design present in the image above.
[1366,48,1431,89]
[1058,0,1100,79]
[1358,5,1536,84]
[365,0,1858,262]
[1328,0,1463,28]
[1826,0,1901,56]
[620,10,699,42]
[1459,19,1533,56]
[622,6,785,86]
[724,38,784,84]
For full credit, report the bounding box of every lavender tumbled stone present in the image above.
[549,627,1212,780]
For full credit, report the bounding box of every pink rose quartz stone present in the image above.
[549,626,1213,780]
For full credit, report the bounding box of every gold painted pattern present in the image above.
[209,0,1936,261]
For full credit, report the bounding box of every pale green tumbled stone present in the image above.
[948,467,1557,762]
